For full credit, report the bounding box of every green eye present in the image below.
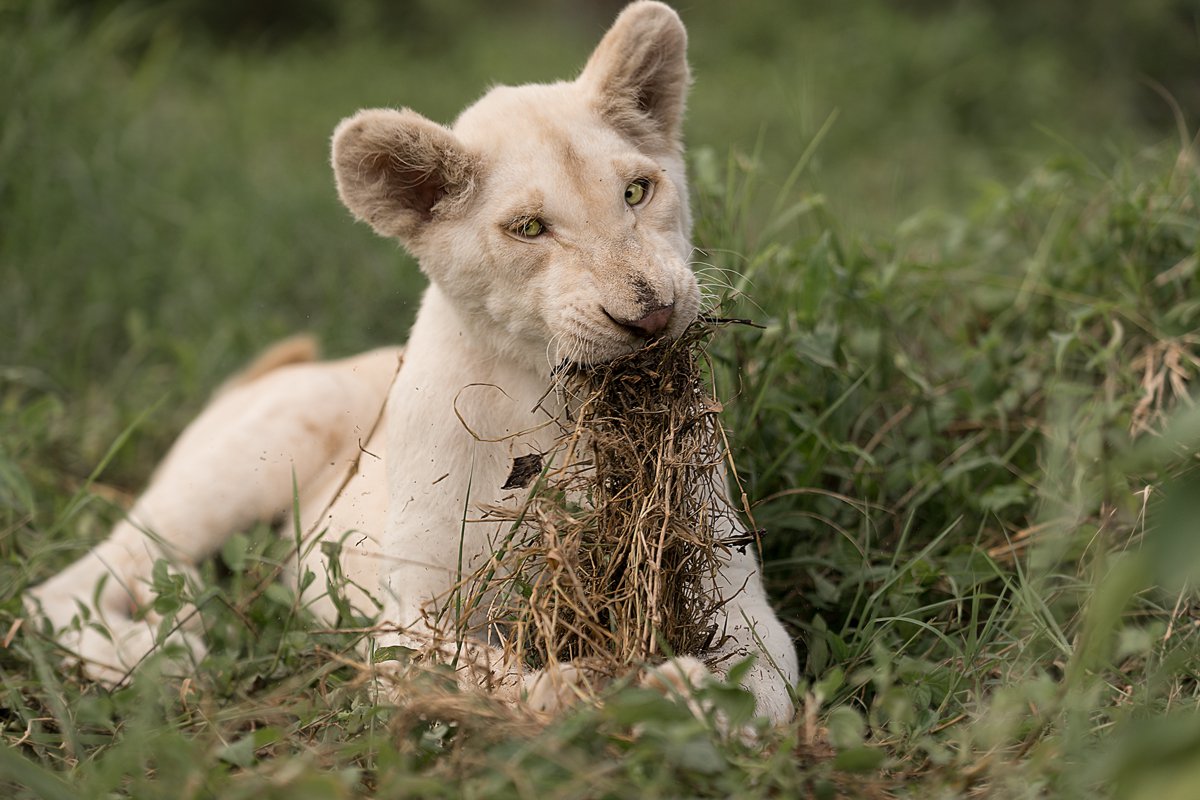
[624,179,650,206]
[515,217,545,238]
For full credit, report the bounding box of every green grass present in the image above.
[3,1,1200,797]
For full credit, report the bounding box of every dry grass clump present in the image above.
[459,320,753,680]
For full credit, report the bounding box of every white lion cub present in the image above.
[26,1,799,723]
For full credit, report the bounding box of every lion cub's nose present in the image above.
[616,303,675,338]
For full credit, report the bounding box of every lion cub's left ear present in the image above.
[579,1,690,152]
[331,108,479,242]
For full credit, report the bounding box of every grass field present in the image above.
[3,1,1200,797]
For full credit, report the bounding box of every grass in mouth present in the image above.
[461,320,748,682]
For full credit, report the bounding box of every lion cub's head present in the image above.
[331,1,700,368]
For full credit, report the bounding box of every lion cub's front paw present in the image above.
[25,549,206,685]
[519,657,713,717]
[69,622,207,686]
[638,656,715,716]
[640,657,768,742]
[522,662,610,714]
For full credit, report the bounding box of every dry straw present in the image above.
[452,319,756,684]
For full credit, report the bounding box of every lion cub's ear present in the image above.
[331,109,479,241]
[579,1,690,152]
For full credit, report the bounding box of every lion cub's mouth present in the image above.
[555,308,696,370]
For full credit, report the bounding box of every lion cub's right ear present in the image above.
[331,109,479,242]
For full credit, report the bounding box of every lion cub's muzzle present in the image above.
[605,302,676,339]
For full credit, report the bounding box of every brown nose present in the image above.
[613,303,675,338]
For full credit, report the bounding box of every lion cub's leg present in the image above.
[26,345,401,684]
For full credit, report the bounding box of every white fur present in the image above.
[25,1,799,723]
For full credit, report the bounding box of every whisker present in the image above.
[545,331,568,372]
